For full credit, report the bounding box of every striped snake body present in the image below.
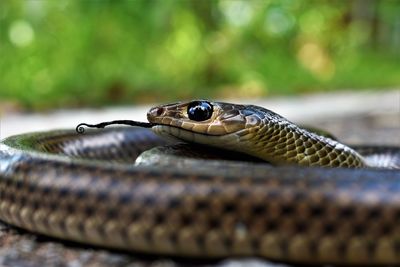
[0,100,399,265]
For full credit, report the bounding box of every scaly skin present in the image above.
[0,101,399,265]
[147,101,366,167]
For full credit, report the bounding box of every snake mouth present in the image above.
[151,124,217,140]
[151,124,241,148]
[150,120,239,137]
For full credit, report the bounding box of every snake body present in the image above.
[0,100,399,265]
[148,101,369,168]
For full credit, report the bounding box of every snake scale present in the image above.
[0,100,399,266]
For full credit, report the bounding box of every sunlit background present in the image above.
[1,0,400,111]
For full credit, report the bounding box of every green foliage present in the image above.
[1,0,399,110]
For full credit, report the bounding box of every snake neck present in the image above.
[242,116,367,168]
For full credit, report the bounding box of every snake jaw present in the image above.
[151,124,243,153]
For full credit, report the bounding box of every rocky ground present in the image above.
[0,89,399,267]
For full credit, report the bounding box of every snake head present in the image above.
[147,100,264,147]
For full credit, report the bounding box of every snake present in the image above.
[0,100,399,266]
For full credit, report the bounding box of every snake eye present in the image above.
[187,101,213,121]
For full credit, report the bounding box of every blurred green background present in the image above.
[1,0,400,111]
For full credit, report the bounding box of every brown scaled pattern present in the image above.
[221,104,366,167]
[147,102,366,167]
[0,128,399,266]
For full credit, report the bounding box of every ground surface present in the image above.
[0,90,399,267]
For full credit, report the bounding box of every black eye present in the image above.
[187,101,213,121]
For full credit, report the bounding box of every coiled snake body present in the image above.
[0,100,399,265]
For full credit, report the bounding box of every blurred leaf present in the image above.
[0,0,399,110]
